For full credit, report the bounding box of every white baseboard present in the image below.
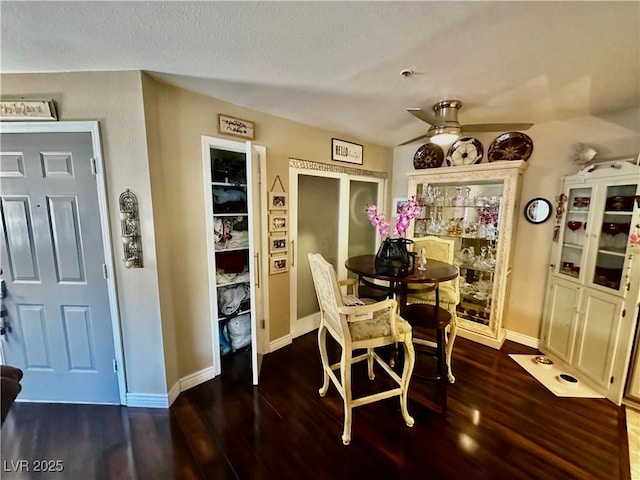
[270,334,293,352]
[168,381,181,406]
[126,393,169,408]
[506,330,539,349]
[179,366,217,392]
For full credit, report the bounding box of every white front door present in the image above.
[0,126,121,403]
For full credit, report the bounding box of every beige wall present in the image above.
[1,71,169,395]
[141,74,180,390]
[393,107,640,340]
[1,70,394,390]
[147,77,393,376]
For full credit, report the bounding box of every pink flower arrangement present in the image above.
[366,197,422,238]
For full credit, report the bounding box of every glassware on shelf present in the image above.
[566,220,583,245]
[463,187,472,207]
[434,187,444,207]
[453,187,464,207]
[417,247,428,271]
[473,246,489,270]
[455,246,475,267]
[443,190,453,207]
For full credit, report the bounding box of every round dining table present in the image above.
[344,254,459,314]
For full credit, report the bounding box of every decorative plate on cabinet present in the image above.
[446,137,484,166]
[487,132,533,162]
[413,143,444,169]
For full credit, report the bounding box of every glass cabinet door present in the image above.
[414,180,504,327]
[559,186,592,280]
[591,183,637,292]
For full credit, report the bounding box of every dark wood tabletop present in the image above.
[345,254,458,284]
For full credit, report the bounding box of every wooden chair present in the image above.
[401,303,451,413]
[407,236,460,383]
[307,253,415,445]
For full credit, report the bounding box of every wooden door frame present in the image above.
[0,121,127,405]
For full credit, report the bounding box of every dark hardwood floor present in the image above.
[1,333,631,479]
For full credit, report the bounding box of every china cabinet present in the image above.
[407,160,527,348]
[202,136,267,385]
[540,160,640,404]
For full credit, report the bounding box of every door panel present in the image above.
[0,132,119,403]
[574,289,624,389]
[3,197,39,280]
[542,278,580,362]
[348,180,378,259]
[297,174,340,320]
[290,168,384,338]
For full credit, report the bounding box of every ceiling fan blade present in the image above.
[407,108,440,125]
[397,133,428,146]
[462,123,534,133]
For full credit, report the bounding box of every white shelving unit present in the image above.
[202,136,268,385]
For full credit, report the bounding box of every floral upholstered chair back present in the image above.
[307,253,349,343]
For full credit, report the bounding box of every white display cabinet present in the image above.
[407,160,527,348]
[540,160,640,404]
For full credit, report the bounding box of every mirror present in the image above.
[524,198,552,224]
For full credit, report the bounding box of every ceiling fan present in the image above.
[398,99,533,146]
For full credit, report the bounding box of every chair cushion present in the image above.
[349,309,412,342]
[407,282,459,305]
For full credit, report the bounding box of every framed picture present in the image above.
[393,197,409,215]
[268,192,288,210]
[269,255,289,274]
[218,114,255,140]
[269,214,288,232]
[331,138,363,165]
[269,235,288,253]
[0,99,57,121]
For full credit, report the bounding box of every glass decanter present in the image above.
[453,187,465,207]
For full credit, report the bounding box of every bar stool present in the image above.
[402,303,451,413]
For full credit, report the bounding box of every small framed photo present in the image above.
[268,192,288,210]
[269,214,288,232]
[269,235,288,253]
[270,255,289,275]
[331,138,363,165]
[218,114,255,140]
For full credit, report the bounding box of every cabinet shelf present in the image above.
[218,309,251,321]
[212,181,248,187]
[458,264,495,274]
[217,279,250,287]
[562,243,584,250]
[604,211,633,216]
[213,212,249,217]
[597,248,626,257]
[215,245,249,252]
[567,209,589,215]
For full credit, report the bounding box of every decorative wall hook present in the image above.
[119,189,143,268]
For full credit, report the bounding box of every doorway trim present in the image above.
[0,121,127,405]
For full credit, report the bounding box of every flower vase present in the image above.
[375,237,415,274]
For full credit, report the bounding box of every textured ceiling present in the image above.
[1,1,639,147]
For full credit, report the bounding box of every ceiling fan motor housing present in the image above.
[433,100,462,125]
